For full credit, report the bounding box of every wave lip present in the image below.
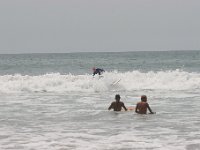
[0,70,200,94]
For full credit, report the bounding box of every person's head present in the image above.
[92,67,96,71]
[115,94,121,101]
[141,95,147,102]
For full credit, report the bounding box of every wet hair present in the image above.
[115,94,120,100]
[141,95,147,101]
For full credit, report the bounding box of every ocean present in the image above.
[0,51,200,150]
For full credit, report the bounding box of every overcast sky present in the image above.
[0,0,200,54]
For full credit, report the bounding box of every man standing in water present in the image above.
[108,94,127,111]
[135,95,155,114]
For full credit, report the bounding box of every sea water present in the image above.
[0,51,200,150]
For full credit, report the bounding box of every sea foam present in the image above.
[0,70,199,94]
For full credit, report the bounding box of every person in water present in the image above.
[135,95,155,114]
[92,67,105,76]
[108,94,127,111]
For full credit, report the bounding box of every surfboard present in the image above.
[99,75,104,78]
[127,106,135,111]
[121,106,135,111]
[112,78,121,85]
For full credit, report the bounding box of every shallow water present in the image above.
[0,90,200,150]
[0,51,200,149]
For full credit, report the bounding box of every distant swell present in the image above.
[1,70,200,94]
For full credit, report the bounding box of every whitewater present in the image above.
[0,51,200,150]
[0,70,200,93]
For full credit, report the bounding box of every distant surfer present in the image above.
[108,94,127,111]
[135,95,155,114]
[92,67,105,76]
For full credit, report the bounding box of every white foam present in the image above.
[0,70,200,94]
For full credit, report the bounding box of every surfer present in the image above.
[108,94,127,111]
[92,67,105,76]
[135,95,155,114]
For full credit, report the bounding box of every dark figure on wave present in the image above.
[92,67,105,76]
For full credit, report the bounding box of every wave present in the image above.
[0,70,200,94]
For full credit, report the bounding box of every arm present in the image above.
[122,103,127,111]
[108,103,113,110]
[147,103,155,114]
[135,103,139,113]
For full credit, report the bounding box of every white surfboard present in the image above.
[112,78,121,85]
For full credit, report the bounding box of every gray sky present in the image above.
[0,0,200,54]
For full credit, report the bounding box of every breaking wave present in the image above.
[0,70,200,94]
